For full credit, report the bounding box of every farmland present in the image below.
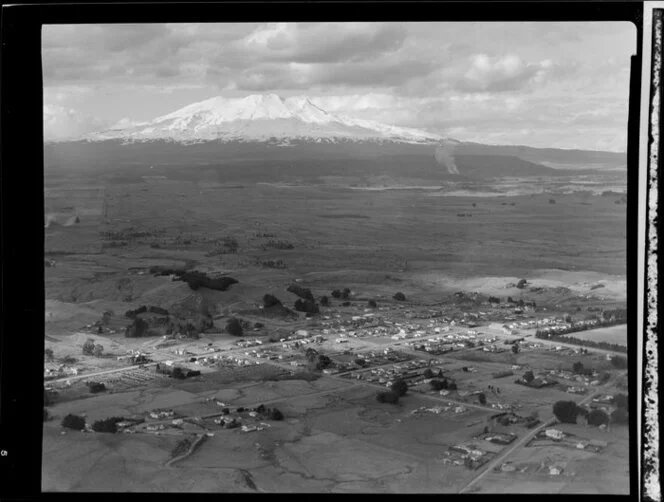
[43,157,629,493]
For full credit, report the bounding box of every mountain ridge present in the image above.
[80,93,446,145]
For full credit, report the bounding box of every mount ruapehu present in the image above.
[45,93,626,185]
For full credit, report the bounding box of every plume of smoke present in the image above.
[434,141,459,175]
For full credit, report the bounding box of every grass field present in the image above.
[558,325,627,347]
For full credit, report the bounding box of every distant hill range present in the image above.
[44,93,626,181]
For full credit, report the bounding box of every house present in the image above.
[545,429,564,440]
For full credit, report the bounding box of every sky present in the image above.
[43,22,636,151]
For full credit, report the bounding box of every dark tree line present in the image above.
[535,332,627,353]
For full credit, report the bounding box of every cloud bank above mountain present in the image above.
[43,22,635,151]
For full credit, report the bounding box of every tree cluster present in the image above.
[552,400,585,423]
[315,354,332,371]
[82,338,104,356]
[287,284,315,301]
[267,408,284,421]
[572,362,596,376]
[331,288,351,300]
[390,378,408,397]
[263,294,282,308]
[91,416,125,433]
[429,379,449,391]
[179,271,239,291]
[226,317,244,336]
[125,318,149,338]
[294,299,319,314]
[587,409,610,427]
[305,348,319,362]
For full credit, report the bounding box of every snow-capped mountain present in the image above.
[83,93,444,145]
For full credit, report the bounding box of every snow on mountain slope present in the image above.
[83,93,445,145]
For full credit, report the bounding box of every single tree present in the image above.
[393,292,406,301]
[331,289,341,299]
[511,344,520,354]
[315,354,332,370]
[391,378,408,397]
[93,344,104,357]
[478,392,487,405]
[573,361,585,374]
[320,296,330,307]
[268,408,284,421]
[423,368,434,378]
[61,414,86,431]
[82,338,96,355]
[552,400,581,424]
[368,299,378,308]
[516,279,528,289]
[44,348,54,361]
[523,370,535,383]
[226,317,243,336]
[87,381,106,393]
[263,294,282,308]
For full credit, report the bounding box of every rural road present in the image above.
[458,376,617,494]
